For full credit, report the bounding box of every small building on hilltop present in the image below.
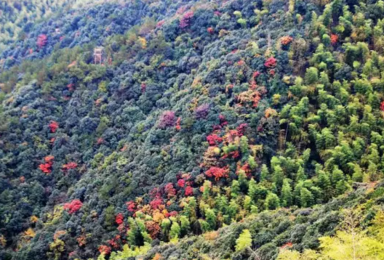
[93,47,104,64]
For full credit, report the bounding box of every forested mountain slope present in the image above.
[1,0,384,260]
[0,0,109,53]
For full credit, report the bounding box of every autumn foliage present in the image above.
[380,101,384,111]
[205,166,229,180]
[149,198,163,209]
[115,213,124,225]
[39,163,52,174]
[158,111,176,128]
[37,34,47,49]
[39,155,54,174]
[145,221,161,239]
[177,179,185,187]
[164,183,176,198]
[280,36,293,45]
[49,121,59,133]
[179,11,194,28]
[126,201,136,212]
[62,162,78,170]
[331,34,338,45]
[264,57,277,68]
[185,186,193,196]
[207,134,223,146]
[219,114,228,126]
[64,199,83,214]
[175,117,181,131]
[98,245,111,255]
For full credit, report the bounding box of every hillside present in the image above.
[0,0,107,53]
[1,0,384,259]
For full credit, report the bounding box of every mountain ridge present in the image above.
[1,0,384,259]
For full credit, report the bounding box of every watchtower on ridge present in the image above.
[93,47,104,64]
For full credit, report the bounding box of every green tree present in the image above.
[305,67,319,85]
[127,218,145,246]
[300,187,314,207]
[205,208,216,230]
[231,180,240,199]
[260,164,270,181]
[179,215,190,236]
[228,199,239,220]
[243,195,252,211]
[104,205,115,229]
[240,136,249,154]
[183,197,197,222]
[238,170,248,192]
[198,219,210,233]
[248,178,257,201]
[281,179,293,207]
[272,165,285,190]
[296,166,307,182]
[248,155,258,169]
[161,218,171,238]
[265,192,280,210]
[351,164,363,182]
[170,221,181,240]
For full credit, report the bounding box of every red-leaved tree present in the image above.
[98,245,111,255]
[185,186,193,196]
[177,179,185,187]
[149,198,163,210]
[158,111,176,128]
[126,201,136,212]
[49,121,59,133]
[175,117,181,131]
[39,155,54,174]
[331,34,338,45]
[207,134,223,146]
[62,162,78,171]
[145,221,161,239]
[264,57,277,68]
[205,166,229,180]
[236,123,248,137]
[164,183,176,198]
[64,199,83,214]
[37,34,48,49]
[115,213,124,225]
[179,11,194,28]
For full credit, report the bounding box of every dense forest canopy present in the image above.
[1,0,384,259]
[0,0,116,53]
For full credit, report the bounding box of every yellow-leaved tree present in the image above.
[278,209,384,260]
[235,229,252,252]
